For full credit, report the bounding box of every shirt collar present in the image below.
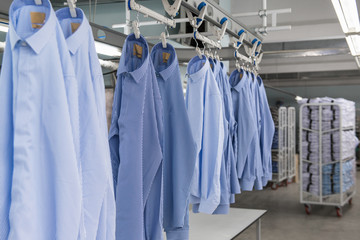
[117,33,149,83]
[150,42,178,81]
[230,69,247,92]
[9,0,56,54]
[186,55,209,82]
[56,7,89,55]
[209,58,221,78]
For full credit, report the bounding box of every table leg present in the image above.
[256,218,261,240]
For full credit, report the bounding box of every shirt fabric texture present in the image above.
[186,56,224,214]
[0,0,82,239]
[230,70,257,191]
[257,76,275,186]
[249,74,264,190]
[108,33,164,240]
[220,63,240,197]
[56,7,115,240]
[150,42,197,240]
[208,59,236,215]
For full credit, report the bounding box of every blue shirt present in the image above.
[56,7,115,240]
[186,56,224,214]
[150,43,197,240]
[249,73,264,190]
[257,76,275,185]
[220,63,240,197]
[208,58,231,215]
[0,0,82,239]
[230,70,257,191]
[109,33,164,240]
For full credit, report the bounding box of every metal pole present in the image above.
[262,0,267,28]
[124,0,130,35]
[233,8,292,17]
[113,18,189,29]
[256,219,261,240]
[300,105,303,203]
[319,105,323,203]
[145,31,213,40]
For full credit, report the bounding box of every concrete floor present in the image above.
[231,174,360,240]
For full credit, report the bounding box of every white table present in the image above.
[189,208,267,240]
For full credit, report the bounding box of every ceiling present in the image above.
[229,0,360,78]
[0,0,359,82]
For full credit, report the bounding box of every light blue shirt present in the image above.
[257,76,275,185]
[109,33,164,240]
[56,7,115,240]
[220,63,240,197]
[186,56,224,214]
[0,0,82,239]
[208,58,232,214]
[150,43,197,240]
[249,73,264,190]
[230,70,257,191]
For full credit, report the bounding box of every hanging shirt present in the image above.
[109,33,163,240]
[150,42,197,240]
[186,56,224,214]
[0,0,82,239]
[56,7,115,240]
[220,63,240,197]
[257,76,275,186]
[208,58,231,214]
[249,73,264,190]
[230,70,257,191]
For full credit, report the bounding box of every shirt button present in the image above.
[21,41,27,47]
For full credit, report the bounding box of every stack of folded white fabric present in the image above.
[299,97,358,196]
[302,160,356,195]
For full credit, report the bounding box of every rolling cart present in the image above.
[300,102,356,217]
[287,107,296,182]
[270,107,288,190]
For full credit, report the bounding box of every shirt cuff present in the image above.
[166,228,189,240]
[212,204,230,214]
[240,177,255,191]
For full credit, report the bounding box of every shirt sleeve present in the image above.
[260,86,275,183]
[108,75,122,193]
[237,89,257,180]
[198,92,224,214]
[0,34,13,239]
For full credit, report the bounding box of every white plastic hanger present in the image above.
[67,0,77,18]
[162,0,182,18]
[34,0,42,5]
[161,32,167,48]
[132,21,140,39]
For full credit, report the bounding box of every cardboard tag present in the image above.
[30,12,45,29]
[71,23,81,33]
[133,44,143,58]
[240,73,243,79]
[210,64,213,70]
[162,52,170,63]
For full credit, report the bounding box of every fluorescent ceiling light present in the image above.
[0,25,8,32]
[355,56,360,67]
[94,41,122,57]
[345,34,360,56]
[331,0,360,33]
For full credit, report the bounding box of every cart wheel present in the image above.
[349,198,353,205]
[335,207,342,217]
[304,204,311,215]
[271,183,278,190]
